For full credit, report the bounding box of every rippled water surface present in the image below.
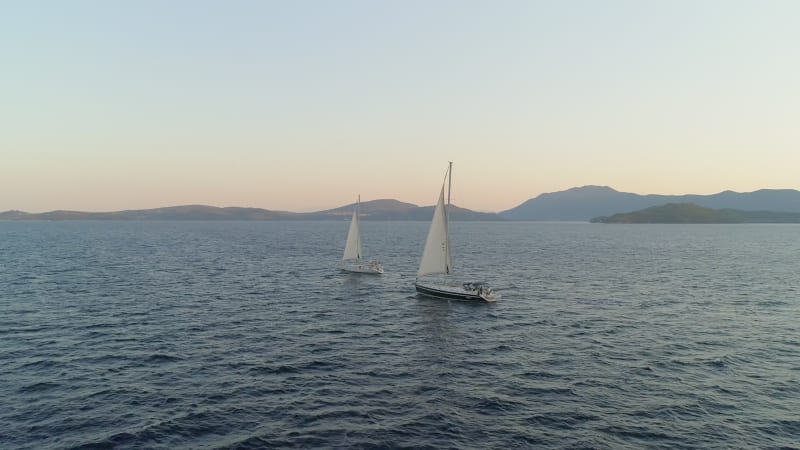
[1,221,799,449]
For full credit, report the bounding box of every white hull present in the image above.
[341,260,384,274]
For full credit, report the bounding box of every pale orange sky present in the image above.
[3,1,799,213]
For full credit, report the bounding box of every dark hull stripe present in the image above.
[414,283,488,302]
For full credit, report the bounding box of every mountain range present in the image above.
[0,200,501,221]
[3,186,800,221]
[501,186,800,221]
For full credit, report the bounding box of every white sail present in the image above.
[417,183,452,277]
[342,202,362,261]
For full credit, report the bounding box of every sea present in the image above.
[1,221,798,449]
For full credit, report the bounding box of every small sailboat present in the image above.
[415,162,495,302]
[341,195,384,274]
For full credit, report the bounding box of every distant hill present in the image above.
[0,205,301,221]
[591,203,800,224]
[0,200,503,221]
[317,199,419,217]
[501,186,800,221]
[0,210,29,220]
[308,199,501,221]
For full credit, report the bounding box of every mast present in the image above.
[445,162,452,274]
[356,195,361,259]
[447,162,452,207]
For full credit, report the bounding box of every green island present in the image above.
[591,203,800,224]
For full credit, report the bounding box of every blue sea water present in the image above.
[1,221,799,449]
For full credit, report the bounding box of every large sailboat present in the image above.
[341,195,384,274]
[414,162,495,302]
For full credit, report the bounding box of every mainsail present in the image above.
[417,183,452,277]
[342,202,362,261]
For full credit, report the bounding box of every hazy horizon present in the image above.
[4,1,799,213]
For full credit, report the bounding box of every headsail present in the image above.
[342,200,362,261]
[417,182,452,277]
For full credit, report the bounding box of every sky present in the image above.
[2,0,799,213]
